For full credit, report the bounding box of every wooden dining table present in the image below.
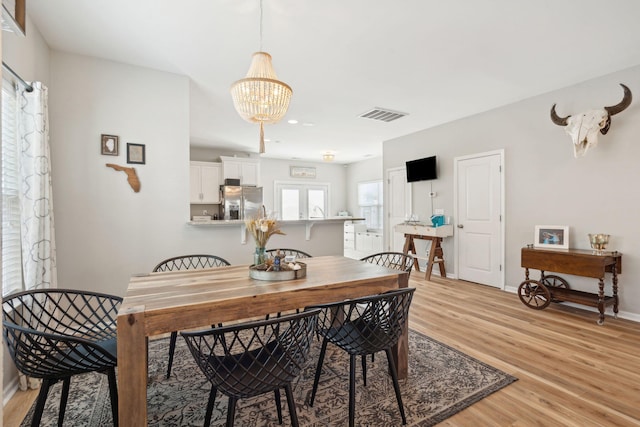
[117,255,410,426]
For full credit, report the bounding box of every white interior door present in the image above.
[386,167,412,252]
[454,150,504,288]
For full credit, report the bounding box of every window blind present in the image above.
[2,78,24,296]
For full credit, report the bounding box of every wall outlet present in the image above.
[434,208,444,215]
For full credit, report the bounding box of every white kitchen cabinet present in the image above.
[220,156,260,186]
[354,230,384,258]
[343,221,368,259]
[190,161,221,204]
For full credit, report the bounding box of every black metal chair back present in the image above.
[153,254,231,379]
[308,288,415,427]
[360,252,414,277]
[265,248,312,259]
[2,289,122,427]
[182,309,320,427]
[153,254,230,272]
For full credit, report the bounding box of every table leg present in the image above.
[597,278,605,326]
[612,265,619,318]
[392,271,409,379]
[117,306,148,426]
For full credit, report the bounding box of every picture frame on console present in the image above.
[534,225,569,249]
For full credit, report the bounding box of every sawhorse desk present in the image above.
[394,223,454,280]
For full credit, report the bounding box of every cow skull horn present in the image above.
[550,83,633,157]
[550,104,569,126]
[604,83,632,116]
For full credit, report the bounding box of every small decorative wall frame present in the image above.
[101,134,119,156]
[290,166,316,178]
[127,143,145,165]
[534,225,569,249]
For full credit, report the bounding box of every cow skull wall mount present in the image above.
[550,83,632,157]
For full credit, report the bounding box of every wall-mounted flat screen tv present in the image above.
[406,155,437,182]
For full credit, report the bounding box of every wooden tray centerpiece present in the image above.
[249,260,307,281]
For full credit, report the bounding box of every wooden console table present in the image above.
[519,247,622,325]
[395,223,453,280]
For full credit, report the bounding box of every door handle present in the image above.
[457,224,464,228]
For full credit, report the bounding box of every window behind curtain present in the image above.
[2,78,23,296]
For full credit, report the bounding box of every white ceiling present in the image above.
[28,0,640,164]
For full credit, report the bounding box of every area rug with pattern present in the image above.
[20,329,516,426]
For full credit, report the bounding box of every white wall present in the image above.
[384,67,640,320]
[49,52,191,297]
[260,158,348,217]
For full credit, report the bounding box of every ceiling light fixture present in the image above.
[323,152,335,162]
[230,0,292,154]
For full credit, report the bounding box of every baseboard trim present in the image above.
[3,377,19,407]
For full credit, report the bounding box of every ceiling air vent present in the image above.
[359,107,408,122]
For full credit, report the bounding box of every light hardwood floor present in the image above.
[4,275,640,426]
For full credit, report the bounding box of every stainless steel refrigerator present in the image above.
[221,186,263,220]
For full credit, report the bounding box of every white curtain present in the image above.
[18,81,57,293]
[17,82,57,390]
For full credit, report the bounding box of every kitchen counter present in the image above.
[188,217,365,241]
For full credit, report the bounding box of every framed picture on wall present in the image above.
[127,143,145,164]
[101,134,119,156]
[290,166,316,178]
[534,225,569,249]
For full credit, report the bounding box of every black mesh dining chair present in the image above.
[360,252,414,363]
[265,248,312,260]
[360,252,414,276]
[2,289,122,427]
[153,254,231,272]
[308,288,416,427]
[153,254,231,378]
[181,309,320,427]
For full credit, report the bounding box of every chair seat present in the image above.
[96,337,117,358]
[209,340,295,398]
[323,320,394,356]
[56,339,117,375]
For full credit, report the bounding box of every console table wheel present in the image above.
[597,318,604,326]
[541,274,570,302]
[518,279,551,310]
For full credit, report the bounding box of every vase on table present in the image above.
[254,246,266,266]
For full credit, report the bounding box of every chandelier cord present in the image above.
[259,0,263,52]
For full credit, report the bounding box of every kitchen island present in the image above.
[188,216,365,242]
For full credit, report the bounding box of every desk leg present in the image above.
[597,278,605,326]
[403,235,420,272]
[117,306,148,426]
[612,265,619,318]
[425,239,437,281]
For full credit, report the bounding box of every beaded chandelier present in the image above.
[230,1,292,154]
